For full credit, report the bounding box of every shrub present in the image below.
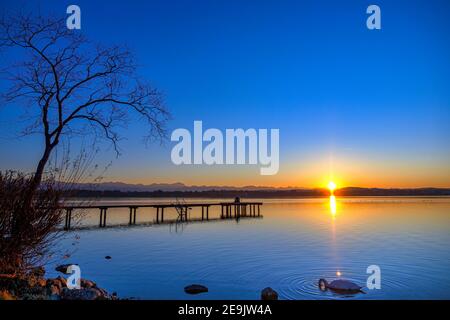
[0,171,63,274]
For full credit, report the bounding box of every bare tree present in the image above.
[0,13,170,193]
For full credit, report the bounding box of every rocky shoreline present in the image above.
[1,267,279,300]
[0,267,116,300]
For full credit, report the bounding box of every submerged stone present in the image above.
[261,287,278,300]
[184,284,208,294]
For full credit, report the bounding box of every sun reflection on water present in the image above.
[329,195,337,218]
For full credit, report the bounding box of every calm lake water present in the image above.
[45,197,450,300]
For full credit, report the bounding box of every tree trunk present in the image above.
[11,145,53,239]
[30,146,53,194]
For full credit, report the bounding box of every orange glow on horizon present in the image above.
[105,156,450,188]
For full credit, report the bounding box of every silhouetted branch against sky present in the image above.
[0,12,170,159]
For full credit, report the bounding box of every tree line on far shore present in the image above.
[67,187,450,199]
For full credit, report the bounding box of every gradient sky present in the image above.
[0,0,449,188]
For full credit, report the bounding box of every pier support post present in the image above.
[99,208,107,227]
[156,207,160,224]
[64,208,72,230]
[129,207,133,225]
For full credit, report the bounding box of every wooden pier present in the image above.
[62,200,263,230]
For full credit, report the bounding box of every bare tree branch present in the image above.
[0,13,170,188]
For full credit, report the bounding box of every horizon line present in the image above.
[68,181,450,190]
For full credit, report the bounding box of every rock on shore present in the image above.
[0,266,115,300]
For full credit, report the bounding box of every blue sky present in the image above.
[0,0,449,187]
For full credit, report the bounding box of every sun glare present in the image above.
[328,181,337,193]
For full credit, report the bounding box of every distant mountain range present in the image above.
[65,182,450,198]
[68,181,304,192]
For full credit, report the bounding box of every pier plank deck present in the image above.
[61,200,263,230]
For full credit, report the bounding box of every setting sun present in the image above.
[328,181,337,192]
